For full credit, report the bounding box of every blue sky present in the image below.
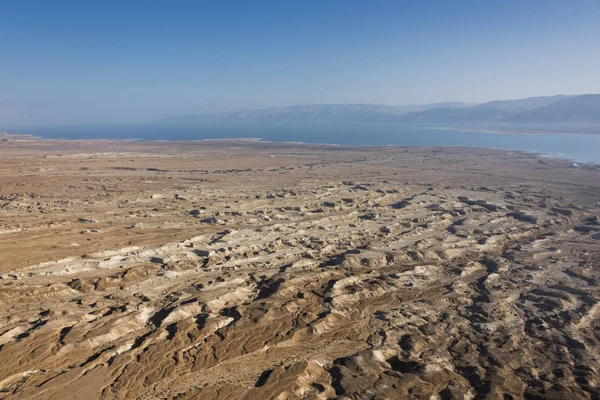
[1,0,599,124]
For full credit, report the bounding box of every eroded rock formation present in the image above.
[0,138,598,399]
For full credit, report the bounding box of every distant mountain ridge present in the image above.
[163,103,471,124]
[163,94,600,125]
[506,94,600,123]
[400,95,576,123]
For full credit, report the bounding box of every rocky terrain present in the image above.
[0,137,599,399]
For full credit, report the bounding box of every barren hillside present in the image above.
[0,138,599,399]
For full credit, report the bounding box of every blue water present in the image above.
[5,123,600,164]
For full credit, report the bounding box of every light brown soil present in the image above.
[0,136,599,399]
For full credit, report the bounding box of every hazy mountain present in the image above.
[399,95,574,123]
[162,95,600,125]
[506,94,600,123]
[163,102,470,124]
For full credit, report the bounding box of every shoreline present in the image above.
[428,125,600,136]
[1,130,598,166]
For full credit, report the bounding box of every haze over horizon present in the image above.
[2,0,600,125]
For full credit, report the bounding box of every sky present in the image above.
[1,0,600,125]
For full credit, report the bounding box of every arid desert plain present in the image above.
[0,134,599,399]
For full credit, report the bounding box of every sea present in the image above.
[4,123,600,164]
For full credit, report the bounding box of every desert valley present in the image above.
[0,135,598,399]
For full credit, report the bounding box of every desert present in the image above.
[0,135,599,399]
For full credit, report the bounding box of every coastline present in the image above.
[1,129,599,166]
[0,128,600,166]
[428,124,600,136]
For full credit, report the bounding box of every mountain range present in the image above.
[164,94,600,125]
